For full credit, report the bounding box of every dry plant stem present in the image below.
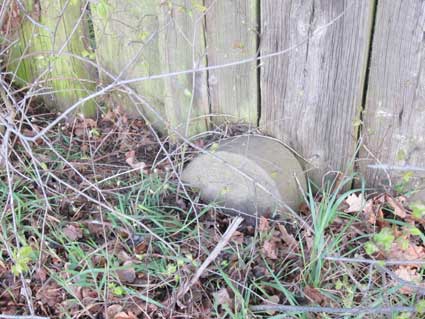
[250,304,417,315]
[325,256,425,266]
[176,216,244,299]
[0,315,49,319]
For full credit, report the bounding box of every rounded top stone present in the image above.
[182,135,306,220]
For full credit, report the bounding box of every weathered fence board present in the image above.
[92,0,209,136]
[91,0,166,129]
[260,1,374,184]
[158,1,209,136]
[360,1,425,193]
[8,0,96,116]
[205,0,258,125]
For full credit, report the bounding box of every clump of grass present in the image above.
[304,175,364,287]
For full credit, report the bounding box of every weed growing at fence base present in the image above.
[0,108,424,318]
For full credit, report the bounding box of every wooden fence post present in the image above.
[204,0,258,126]
[91,0,209,137]
[360,1,425,197]
[260,1,375,185]
[7,0,97,117]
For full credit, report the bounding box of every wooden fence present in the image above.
[4,0,425,192]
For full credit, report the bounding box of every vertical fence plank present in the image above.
[360,1,425,195]
[260,1,375,184]
[158,1,209,136]
[92,0,209,136]
[205,0,258,125]
[7,0,96,116]
[91,0,166,129]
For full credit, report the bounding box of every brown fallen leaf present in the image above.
[36,284,63,307]
[213,287,232,309]
[278,224,299,252]
[114,311,137,319]
[394,266,424,294]
[344,193,365,213]
[231,230,244,244]
[304,285,326,304]
[262,239,278,259]
[116,261,136,283]
[125,150,146,170]
[388,242,425,264]
[264,295,280,315]
[386,194,407,218]
[259,217,270,233]
[106,305,123,319]
[362,199,377,224]
[63,224,83,241]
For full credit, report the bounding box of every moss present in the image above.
[7,0,97,117]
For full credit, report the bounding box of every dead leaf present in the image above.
[386,195,407,218]
[231,231,244,244]
[362,199,376,224]
[303,230,314,252]
[394,266,423,294]
[304,286,326,304]
[388,242,425,265]
[34,268,47,281]
[106,305,123,318]
[264,295,280,315]
[116,261,136,283]
[278,224,299,252]
[262,239,278,259]
[63,224,83,241]
[213,287,232,308]
[259,217,270,233]
[36,284,63,307]
[125,150,146,170]
[114,311,137,319]
[344,193,365,213]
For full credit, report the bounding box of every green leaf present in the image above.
[416,300,425,314]
[402,171,413,183]
[373,228,394,251]
[409,226,422,236]
[364,241,378,255]
[109,283,126,296]
[210,143,219,153]
[395,312,411,319]
[411,202,425,219]
[11,246,34,276]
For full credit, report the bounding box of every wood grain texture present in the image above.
[360,1,425,192]
[205,0,258,125]
[92,0,209,136]
[158,1,209,137]
[260,0,374,184]
[91,0,166,129]
[7,0,96,116]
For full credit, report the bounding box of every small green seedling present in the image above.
[109,283,126,296]
[11,246,35,276]
[411,202,425,219]
[365,227,395,255]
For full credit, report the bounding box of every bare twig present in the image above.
[325,256,425,266]
[176,216,244,299]
[250,304,417,315]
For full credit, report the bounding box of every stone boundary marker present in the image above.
[182,135,307,221]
